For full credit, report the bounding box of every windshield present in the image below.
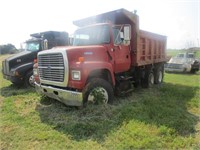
[73,25,110,46]
[187,54,194,58]
[25,42,40,52]
[176,53,184,58]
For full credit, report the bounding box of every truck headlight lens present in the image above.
[10,70,19,76]
[10,70,16,76]
[72,70,81,80]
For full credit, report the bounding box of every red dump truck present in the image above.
[34,9,167,106]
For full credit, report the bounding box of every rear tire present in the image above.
[83,78,114,107]
[142,70,154,88]
[154,65,164,84]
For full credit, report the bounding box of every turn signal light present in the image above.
[15,71,20,76]
[34,59,37,63]
[78,57,84,62]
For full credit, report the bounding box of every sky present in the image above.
[0,0,199,49]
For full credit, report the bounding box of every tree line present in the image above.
[0,44,17,54]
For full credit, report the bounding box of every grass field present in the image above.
[167,49,200,57]
[0,54,200,149]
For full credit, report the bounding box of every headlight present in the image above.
[10,70,19,76]
[10,70,16,76]
[72,70,81,80]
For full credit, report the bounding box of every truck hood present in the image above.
[65,45,106,51]
[6,51,32,61]
[50,45,109,62]
[49,45,106,52]
[67,45,108,62]
[168,57,194,64]
[5,50,37,70]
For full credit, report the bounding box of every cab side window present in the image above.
[112,28,122,45]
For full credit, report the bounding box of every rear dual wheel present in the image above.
[154,66,164,84]
[142,70,154,88]
[142,65,164,88]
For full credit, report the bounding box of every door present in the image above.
[114,45,131,73]
[112,28,131,73]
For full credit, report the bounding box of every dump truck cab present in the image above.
[72,23,132,73]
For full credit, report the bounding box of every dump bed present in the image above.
[132,30,167,66]
[73,8,167,67]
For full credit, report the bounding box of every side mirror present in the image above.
[124,25,131,41]
[69,37,74,46]
[43,39,48,50]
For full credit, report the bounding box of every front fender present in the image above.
[84,61,115,84]
[69,61,115,89]
[12,62,34,77]
[183,63,192,72]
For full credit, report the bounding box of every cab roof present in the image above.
[73,8,139,27]
[30,31,68,38]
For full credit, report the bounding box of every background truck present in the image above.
[2,31,69,87]
[165,52,200,73]
[34,9,167,106]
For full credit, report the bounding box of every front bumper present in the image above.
[35,82,83,106]
[165,68,185,72]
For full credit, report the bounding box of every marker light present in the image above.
[78,57,84,62]
[34,59,37,63]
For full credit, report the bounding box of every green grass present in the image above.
[0,54,200,149]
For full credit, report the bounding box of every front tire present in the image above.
[25,70,35,87]
[83,78,114,106]
[190,69,196,74]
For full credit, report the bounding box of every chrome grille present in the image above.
[2,60,10,75]
[38,53,65,82]
[167,63,183,69]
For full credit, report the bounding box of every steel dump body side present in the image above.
[73,8,167,67]
[133,30,167,66]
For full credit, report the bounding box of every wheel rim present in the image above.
[158,71,163,83]
[88,87,109,104]
[149,73,154,85]
[29,75,35,87]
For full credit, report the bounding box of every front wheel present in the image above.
[83,78,114,106]
[25,70,35,87]
[190,69,196,74]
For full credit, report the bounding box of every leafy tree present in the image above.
[0,44,16,54]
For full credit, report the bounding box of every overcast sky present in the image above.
[0,0,199,49]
